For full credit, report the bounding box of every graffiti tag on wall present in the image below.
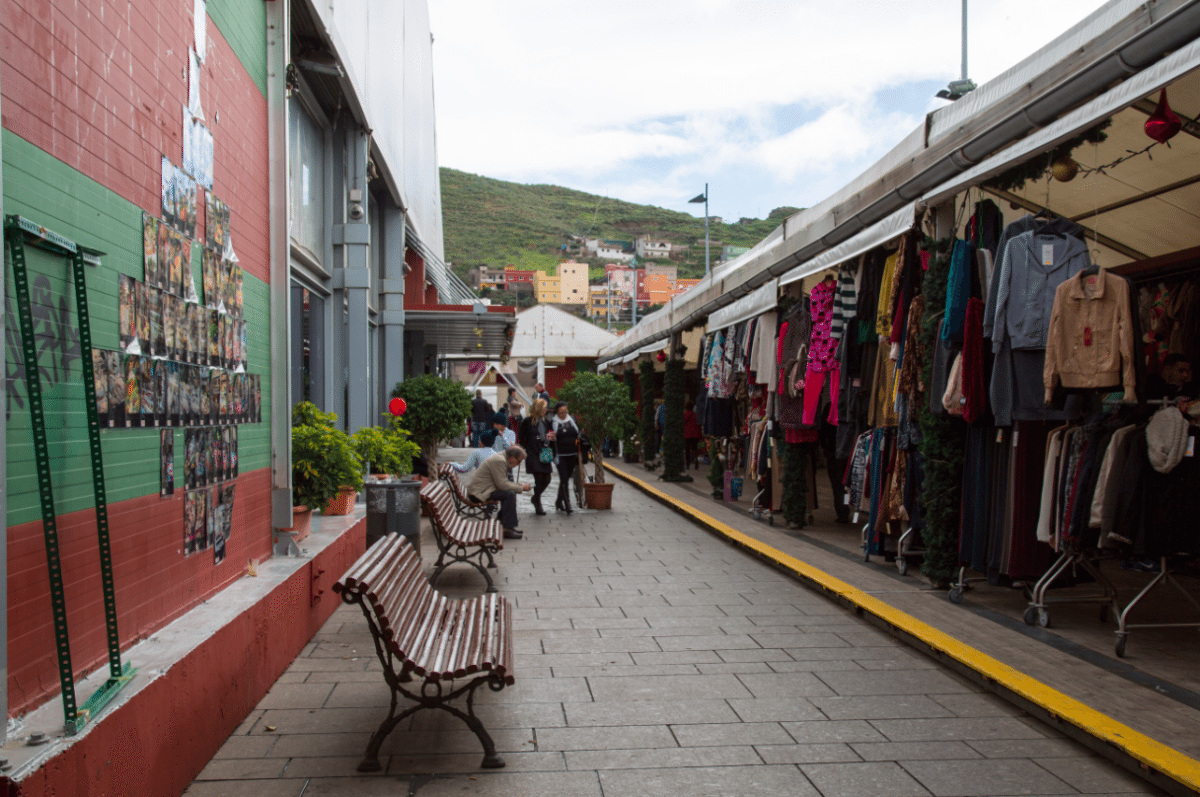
[4,274,81,421]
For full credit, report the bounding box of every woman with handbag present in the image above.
[519,399,553,515]
[547,401,580,515]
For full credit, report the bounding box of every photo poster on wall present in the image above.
[161,428,175,497]
[150,288,165,358]
[107,350,125,428]
[124,354,141,427]
[205,193,230,253]
[142,214,159,289]
[136,281,151,353]
[183,488,204,555]
[183,107,214,191]
[118,274,137,353]
[161,157,198,239]
[167,361,181,426]
[212,485,227,566]
[92,348,110,427]
[201,249,216,310]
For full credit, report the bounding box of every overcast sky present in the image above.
[428,0,1112,222]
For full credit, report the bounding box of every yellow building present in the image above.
[533,270,561,303]
[588,284,615,320]
[558,260,588,305]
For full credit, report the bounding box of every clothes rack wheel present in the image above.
[948,587,964,604]
[1023,606,1037,626]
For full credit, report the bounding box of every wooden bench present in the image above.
[438,462,500,520]
[420,480,503,593]
[333,534,514,770]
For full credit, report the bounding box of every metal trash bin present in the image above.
[365,479,422,554]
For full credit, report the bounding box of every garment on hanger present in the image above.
[876,251,900,338]
[983,214,1089,340]
[941,240,973,343]
[1044,270,1138,403]
[831,264,858,344]
[802,279,839,426]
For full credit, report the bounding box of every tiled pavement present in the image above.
[186,461,1165,797]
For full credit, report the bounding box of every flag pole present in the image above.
[704,183,710,277]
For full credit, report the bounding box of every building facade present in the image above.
[635,234,672,259]
[0,0,502,791]
[558,260,588,305]
[533,271,562,302]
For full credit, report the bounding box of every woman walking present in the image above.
[519,399,553,515]
[548,401,580,515]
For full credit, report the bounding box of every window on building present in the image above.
[288,99,326,262]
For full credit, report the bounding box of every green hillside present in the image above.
[440,168,794,280]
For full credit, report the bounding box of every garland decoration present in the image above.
[983,120,1110,193]
[781,442,808,528]
[916,236,965,586]
[639,361,657,464]
[660,359,690,481]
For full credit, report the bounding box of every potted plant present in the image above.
[555,371,637,509]
[390,374,473,473]
[352,423,421,480]
[622,432,641,463]
[291,401,363,525]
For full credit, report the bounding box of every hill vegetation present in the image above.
[440,168,795,280]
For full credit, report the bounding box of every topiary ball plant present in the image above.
[391,374,473,472]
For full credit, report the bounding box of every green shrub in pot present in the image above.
[291,401,363,511]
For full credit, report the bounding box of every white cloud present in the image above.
[428,0,1112,219]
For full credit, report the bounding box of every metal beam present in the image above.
[342,126,371,433]
[380,204,406,411]
[1067,172,1200,223]
[266,0,293,529]
[983,187,1147,261]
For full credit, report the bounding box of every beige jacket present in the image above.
[1044,271,1137,403]
[467,452,521,498]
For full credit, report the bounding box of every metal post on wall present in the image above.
[266,0,294,530]
[340,127,371,434]
[0,55,8,743]
[379,204,406,411]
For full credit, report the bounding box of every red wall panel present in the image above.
[1,0,270,284]
[7,468,275,717]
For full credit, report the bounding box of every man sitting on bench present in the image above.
[468,445,531,540]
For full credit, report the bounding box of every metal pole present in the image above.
[267,0,294,529]
[961,0,968,81]
[704,183,710,276]
[0,54,8,744]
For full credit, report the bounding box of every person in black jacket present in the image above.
[519,399,553,515]
[547,401,580,515]
[470,390,493,446]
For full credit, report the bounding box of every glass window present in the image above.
[289,99,325,260]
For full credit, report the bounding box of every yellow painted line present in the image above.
[605,462,1200,795]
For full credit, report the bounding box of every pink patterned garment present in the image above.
[808,280,839,371]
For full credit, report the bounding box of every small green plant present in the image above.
[291,401,363,512]
[352,423,421,476]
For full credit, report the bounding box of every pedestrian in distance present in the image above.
[547,401,581,515]
[470,390,493,447]
[519,398,553,515]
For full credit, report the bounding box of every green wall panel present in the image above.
[3,131,272,527]
[207,0,269,98]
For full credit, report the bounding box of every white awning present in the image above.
[779,202,917,287]
[708,279,778,332]
[921,34,1200,208]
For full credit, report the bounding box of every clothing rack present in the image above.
[1114,557,1200,657]
[1023,546,1119,629]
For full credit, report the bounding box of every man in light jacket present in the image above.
[467,445,530,539]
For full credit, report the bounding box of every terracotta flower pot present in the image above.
[323,485,358,516]
[277,505,313,545]
[583,482,614,510]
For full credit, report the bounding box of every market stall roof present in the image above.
[779,203,918,287]
[922,42,1200,270]
[510,305,619,359]
[596,0,1200,365]
[403,303,516,360]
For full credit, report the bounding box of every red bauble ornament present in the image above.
[388,397,407,416]
[656,350,666,362]
[1144,89,1182,144]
